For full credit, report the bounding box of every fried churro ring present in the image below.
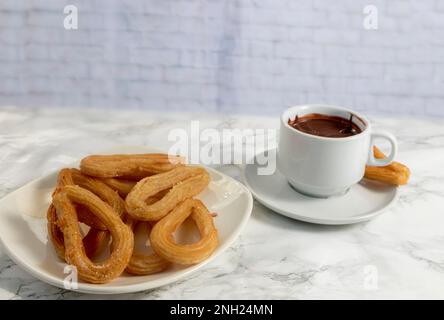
[80,154,185,179]
[48,169,109,259]
[126,166,210,221]
[150,199,218,265]
[364,146,410,185]
[125,218,170,275]
[99,178,137,197]
[53,185,133,284]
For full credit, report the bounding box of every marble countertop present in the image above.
[1,106,444,300]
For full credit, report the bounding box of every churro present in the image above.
[80,154,185,179]
[53,185,133,284]
[364,146,410,185]
[126,166,210,221]
[150,199,218,265]
[48,169,109,259]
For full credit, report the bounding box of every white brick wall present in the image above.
[0,0,443,116]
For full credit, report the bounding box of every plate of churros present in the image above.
[0,147,253,294]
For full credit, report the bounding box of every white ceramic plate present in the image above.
[0,147,253,294]
[244,149,398,225]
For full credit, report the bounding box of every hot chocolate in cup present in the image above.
[277,105,397,198]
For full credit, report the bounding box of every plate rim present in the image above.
[0,147,253,294]
[243,149,398,225]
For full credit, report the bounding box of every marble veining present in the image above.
[1,106,444,299]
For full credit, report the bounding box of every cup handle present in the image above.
[367,130,397,167]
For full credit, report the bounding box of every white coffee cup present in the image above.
[277,105,397,198]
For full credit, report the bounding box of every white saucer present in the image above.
[243,149,398,225]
